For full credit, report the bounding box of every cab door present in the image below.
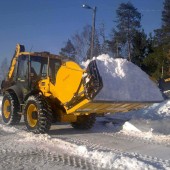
[16,55,29,95]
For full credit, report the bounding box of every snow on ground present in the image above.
[0,123,160,170]
[0,96,170,169]
[109,99,170,135]
[82,54,163,102]
[100,98,170,151]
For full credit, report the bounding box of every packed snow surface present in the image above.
[0,96,170,169]
[82,54,163,102]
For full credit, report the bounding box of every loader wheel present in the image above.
[2,92,21,125]
[24,95,52,134]
[71,113,96,130]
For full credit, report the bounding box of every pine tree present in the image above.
[59,39,76,60]
[162,0,170,45]
[144,0,170,80]
[110,2,141,61]
[131,29,147,66]
[160,0,170,78]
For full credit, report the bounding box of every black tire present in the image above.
[2,92,21,125]
[71,113,96,130]
[24,94,52,134]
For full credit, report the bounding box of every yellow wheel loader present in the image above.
[1,44,163,133]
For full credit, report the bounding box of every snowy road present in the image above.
[0,96,170,170]
[49,120,170,161]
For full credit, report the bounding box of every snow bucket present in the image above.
[78,54,164,114]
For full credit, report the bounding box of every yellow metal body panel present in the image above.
[66,99,89,114]
[7,44,21,79]
[59,114,77,122]
[47,61,90,115]
[54,61,84,103]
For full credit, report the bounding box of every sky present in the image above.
[0,0,164,63]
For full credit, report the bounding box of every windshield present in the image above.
[30,56,48,78]
[30,56,61,84]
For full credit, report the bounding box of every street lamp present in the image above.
[82,4,97,59]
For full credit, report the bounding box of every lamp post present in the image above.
[82,4,97,59]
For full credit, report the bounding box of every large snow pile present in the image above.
[82,54,163,102]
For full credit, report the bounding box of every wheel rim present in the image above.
[27,104,38,127]
[3,99,11,119]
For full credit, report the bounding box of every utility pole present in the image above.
[82,4,97,59]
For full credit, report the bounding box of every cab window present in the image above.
[30,56,48,78]
[49,59,61,84]
[17,55,28,80]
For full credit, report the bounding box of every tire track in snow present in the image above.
[94,120,170,147]
[0,148,99,170]
[0,123,101,170]
[103,132,170,147]
[0,116,170,169]
[55,136,170,170]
